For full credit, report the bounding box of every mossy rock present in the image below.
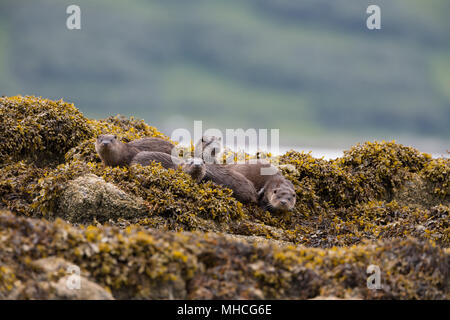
[279,151,366,211]
[0,96,93,165]
[421,158,450,199]
[0,211,447,299]
[58,174,148,224]
[0,159,246,230]
[5,257,114,300]
[337,140,432,199]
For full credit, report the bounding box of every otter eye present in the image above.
[273,190,277,194]
[113,135,117,139]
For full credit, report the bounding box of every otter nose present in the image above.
[101,141,110,146]
[280,199,288,205]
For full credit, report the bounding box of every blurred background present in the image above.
[0,0,449,157]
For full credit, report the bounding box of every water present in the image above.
[229,145,448,160]
[279,146,448,160]
[178,143,449,160]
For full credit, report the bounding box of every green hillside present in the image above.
[0,0,449,146]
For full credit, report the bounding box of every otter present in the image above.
[180,158,207,183]
[194,136,221,164]
[95,134,175,167]
[95,134,137,167]
[131,153,209,184]
[127,136,174,155]
[229,161,296,212]
[131,151,184,169]
[182,158,257,204]
[258,174,296,212]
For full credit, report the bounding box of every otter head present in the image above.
[181,157,206,182]
[195,136,221,164]
[95,135,123,166]
[95,134,119,153]
[260,181,296,212]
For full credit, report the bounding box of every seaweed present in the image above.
[0,211,447,299]
[0,96,93,166]
[0,96,448,299]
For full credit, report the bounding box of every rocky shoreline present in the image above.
[0,96,448,299]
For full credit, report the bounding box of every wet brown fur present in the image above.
[230,161,296,212]
[182,159,257,204]
[131,151,183,169]
[95,135,175,167]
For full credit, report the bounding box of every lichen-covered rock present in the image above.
[0,161,46,216]
[279,150,366,210]
[422,158,450,199]
[0,96,93,165]
[0,158,246,229]
[34,161,245,229]
[393,172,440,208]
[5,257,114,300]
[50,276,114,300]
[337,140,432,200]
[58,174,148,224]
[0,211,447,299]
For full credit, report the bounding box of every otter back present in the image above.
[229,161,279,191]
[96,135,175,167]
[128,137,174,155]
[203,164,257,204]
[131,151,183,169]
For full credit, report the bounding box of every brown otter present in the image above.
[180,158,207,183]
[131,151,184,169]
[132,153,209,184]
[229,161,296,212]
[194,136,221,164]
[127,136,174,154]
[182,158,257,204]
[95,134,175,167]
